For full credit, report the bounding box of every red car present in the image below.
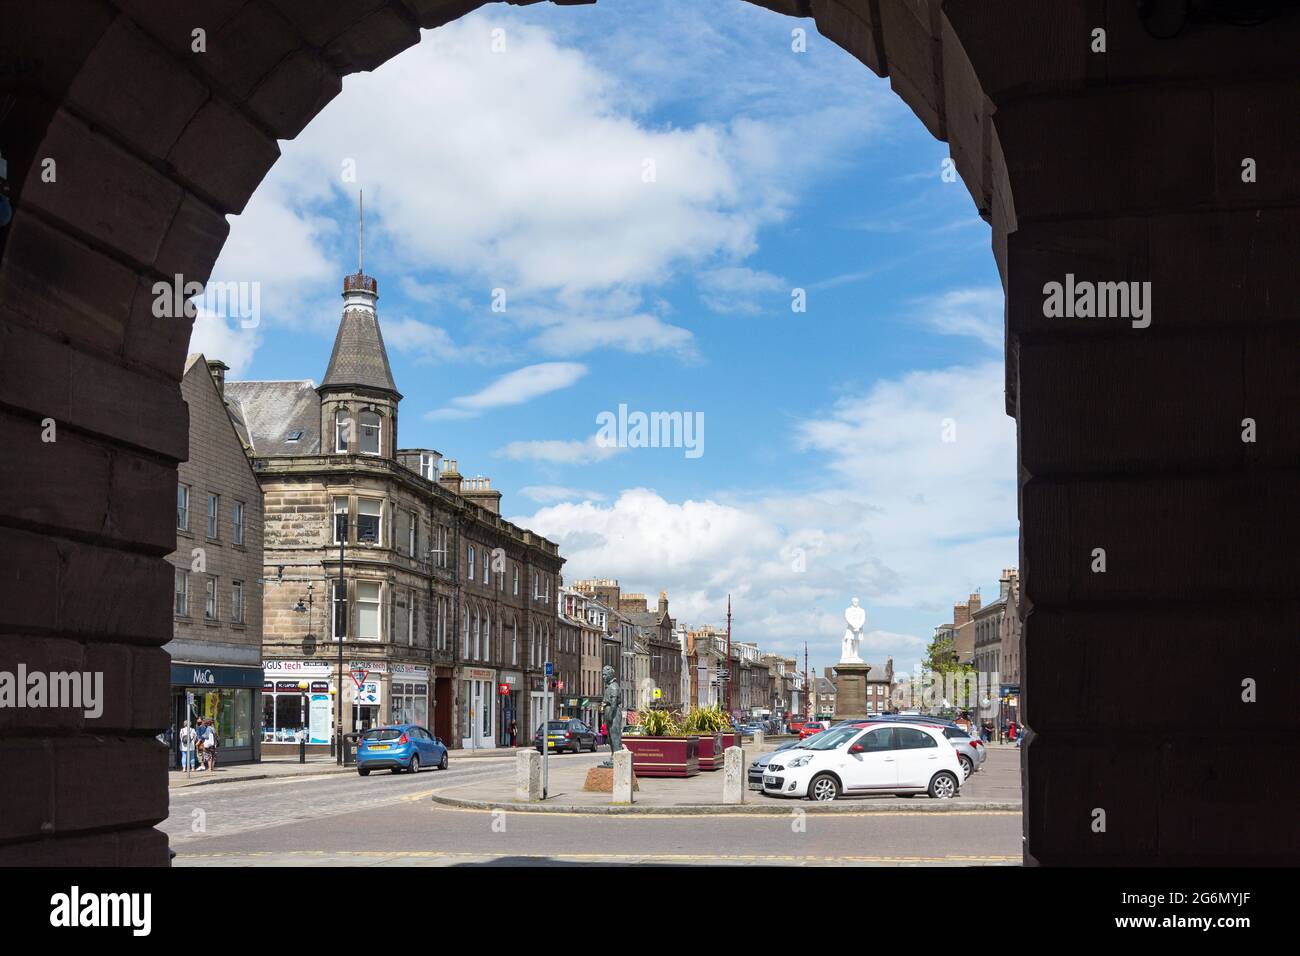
[798,720,828,740]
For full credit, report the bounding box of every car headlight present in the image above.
[788,754,814,768]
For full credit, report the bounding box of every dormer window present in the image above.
[359,410,381,455]
[335,410,351,453]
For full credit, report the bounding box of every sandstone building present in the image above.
[166,355,265,765]
[225,268,562,751]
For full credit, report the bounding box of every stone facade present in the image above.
[166,355,265,765]
[226,269,562,753]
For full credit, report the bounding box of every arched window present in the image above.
[334,409,351,453]
[359,410,381,455]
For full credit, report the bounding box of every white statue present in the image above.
[840,598,866,664]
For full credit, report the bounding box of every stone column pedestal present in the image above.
[515,750,541,802]
[832,663,871,720]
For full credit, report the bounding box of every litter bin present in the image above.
[342,732,361,767]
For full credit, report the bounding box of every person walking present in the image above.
[202,719,218,772]
[179,721,197,774]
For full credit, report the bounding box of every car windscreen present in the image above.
[362,729,402,741]
[800,726,861,751]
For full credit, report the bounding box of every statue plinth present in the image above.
[832,662,873,720]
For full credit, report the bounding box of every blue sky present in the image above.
[192,0,1016,677]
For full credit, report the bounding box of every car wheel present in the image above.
[409,754,420,774]
[358,769,370,777]
[808,773,840,802]
[438,751,448,770]
[929,771,958,799]
[958,755,973,780]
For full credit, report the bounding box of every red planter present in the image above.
[719,731,740,754]
[622,736,700,777]
[695,732,725,771]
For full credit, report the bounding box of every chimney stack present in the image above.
[953,602,971,626]
[658,590,668,615]
[439,458,462,495]
[968,591,982,615]
[207,359,229,398]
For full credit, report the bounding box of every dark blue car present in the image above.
[356,724,448,776]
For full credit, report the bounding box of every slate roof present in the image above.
[224,380,321,456]
[320,306,399,396]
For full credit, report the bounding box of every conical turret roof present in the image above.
[319,272,401,398]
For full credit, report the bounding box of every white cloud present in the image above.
[427,362,586,420]
[510,360,1016,664]
[188,309,260,377]
[520,485,607,504]
[697,266,785,315]
[529,312,696,358]
[915,288,1004,349]
[497,434,623,465]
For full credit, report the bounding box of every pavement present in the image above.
[427,741,1022,814]
[164,751,1022,866]
[169,746,520,788]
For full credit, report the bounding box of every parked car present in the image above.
[747,738,804,790]
[534,718,598,754]
[762,723,962,801]
[356,725,448,776]
[798,720,828,740]
[834,716,985,778]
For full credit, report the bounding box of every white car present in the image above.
[761,723,962,801]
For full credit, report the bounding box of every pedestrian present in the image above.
[509,720,518,747]
[179,721,197,774]
[203,719,218,771]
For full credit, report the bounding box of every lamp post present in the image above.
[334,513,347,765]
[292,583,315,761]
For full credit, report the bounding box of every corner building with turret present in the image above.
[225,268,563,753]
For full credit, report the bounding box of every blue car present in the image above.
[356,724,448,776]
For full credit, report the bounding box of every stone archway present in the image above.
[2,0,1298,865]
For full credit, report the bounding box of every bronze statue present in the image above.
[600,664,624,767]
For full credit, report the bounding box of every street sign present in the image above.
[653,688,662,699]
[544,661,553,677]
[349,668,368,689]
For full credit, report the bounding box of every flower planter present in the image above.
[719,731,740,755]
[694,732,725,771]
[622,735,700,777]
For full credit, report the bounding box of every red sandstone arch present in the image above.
[2,0,1298,865]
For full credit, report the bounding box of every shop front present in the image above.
[262,660,335,756]
[169,662,262,767]
[498,670,522,747]
[458,666,497,750]
[391,664,430,728]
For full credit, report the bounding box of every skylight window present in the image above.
[286,430,303,442]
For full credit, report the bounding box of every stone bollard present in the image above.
[515,749,542,802]
[723,746,745,805]
[613,748,634,804]
[753,729,764,749]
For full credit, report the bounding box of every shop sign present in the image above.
[465,668,495,681]
[171,663,264,688]
[263,660,331,677]
[392,664,430,677]
[349,661,388,674]
[498,684,511,695]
